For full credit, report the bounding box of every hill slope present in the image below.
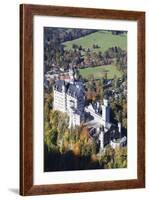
[63,31,127,53]
[79,64,122,79]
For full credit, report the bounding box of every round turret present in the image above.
[69,67,74,81]
[103,99,109,106]
[102,98,110,125]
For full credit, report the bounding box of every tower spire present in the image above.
[69,67,74,82]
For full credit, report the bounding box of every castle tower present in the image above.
[62,84,67,111]
[68,100,75,128]
[69,67,74,82]
[99,126,104,150]
[102,99,110,126]
[53,81,67,113]
[118,122,122,138]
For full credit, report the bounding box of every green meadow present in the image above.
[79,65,122,79]
[63,31,127,53]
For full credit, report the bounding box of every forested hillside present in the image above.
[44,28,127,73]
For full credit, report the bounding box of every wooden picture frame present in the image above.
[20,4,145,196]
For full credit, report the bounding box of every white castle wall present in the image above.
[53,90,66,112]
[53,86,82,127]
[69,111,81,128]
[66,95,77,112]
[85,102,110,128]
[102,99,110,123]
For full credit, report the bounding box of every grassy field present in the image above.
[79,64,122,79]
[63,31,127,53]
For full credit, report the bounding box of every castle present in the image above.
[53,68,85,128]
[53,68,126,150]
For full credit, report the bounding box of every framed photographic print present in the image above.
[20,4,145,196]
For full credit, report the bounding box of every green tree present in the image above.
[113,147,127,168]
[91,139,98,154]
